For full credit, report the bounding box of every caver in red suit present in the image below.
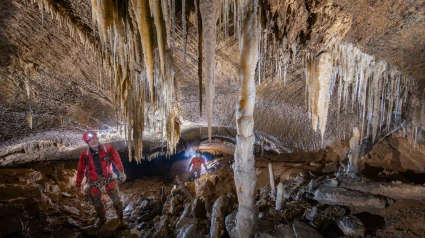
[188,152,209,180]
[75,131,127,228]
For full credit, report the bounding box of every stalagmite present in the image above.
[200,0,219,141]
[347,127,361,174]
[233,1,259,237]
[276,182,284,210]
[268,163,276,198]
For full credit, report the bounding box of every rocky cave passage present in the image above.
[2,0,425,237]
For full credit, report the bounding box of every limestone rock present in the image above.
[256,219,296,238]
[337,215,366,237]
[210,195,230,238]
[313,186,386,208]
[63,205,80,216]
[292,219,323,238]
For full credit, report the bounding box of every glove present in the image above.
[119,171,127,183]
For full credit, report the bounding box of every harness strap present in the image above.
[86,175,115,195]
[84,144,113,177]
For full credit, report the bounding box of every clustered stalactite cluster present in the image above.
[305,43,413,144]
[29,0,393,159]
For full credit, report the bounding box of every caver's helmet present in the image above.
[82,131,98,143]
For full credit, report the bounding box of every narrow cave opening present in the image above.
[119,150,219,183]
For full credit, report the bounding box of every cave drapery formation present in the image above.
[1,0,425,235]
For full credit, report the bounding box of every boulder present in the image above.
[256,219,296,238]
[225,209,238,238]
[292,219,323,238]
[99,218,120,237]
[337,215,366,237]
[176,224,207,238]
[67,217,82,228]
[0,183,43,200]
[0,203,27,236]
[313,186,386,209]
[210,195,230,238]
[176,217,198,229]
[191,198,207,218]
[195,174,233,199]
[322,162,339,173]
[63,205,80,216]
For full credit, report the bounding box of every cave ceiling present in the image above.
[1,0,425,166]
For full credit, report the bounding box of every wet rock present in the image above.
[195,174,233,199]
[176,217,198,229]
[225,209,238,238]
[140,199,150,210]
[260,185,271,199]
[81,225,99,236]
[63,205,80,216]
[99,218,120,237]
[304,206,318,221]
[0,203,27,236]
[191,198,207,218]
[337,215,365,237]
[292,219,323,238]
[67,217,82,227]
[256,219,296,238]
[0,183,43,200]
[210,195,230,238]
[8,197,44,216]
[167,195,185,215]
[152,215,171,237]
[176,224,205,238]
[312,205,346,230]
[256,198,268,211]
[185,182,196,196]
[0,169,44,184]
[313,186,386,208]
[41,193,55,208]
[138,211,155,222]
[46,192,62,203]
[339,180,425,201]
[151,199,163,215]
[322,162,339,173]
[171,186,182,197]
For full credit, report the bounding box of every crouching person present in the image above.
[74,131,128,228]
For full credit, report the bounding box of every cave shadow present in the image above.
[119,150,218,183]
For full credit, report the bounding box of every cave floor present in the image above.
[1,157,425,237]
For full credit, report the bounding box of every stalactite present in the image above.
[305,43,412,145]
[151,0,166,79]
[131,0,155,103]
[182,0,187,78]
[305,52,333,141]
[200,0,219,141]
[233,1,259,237]
[25,112,33,129]
[196,0,203,116]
